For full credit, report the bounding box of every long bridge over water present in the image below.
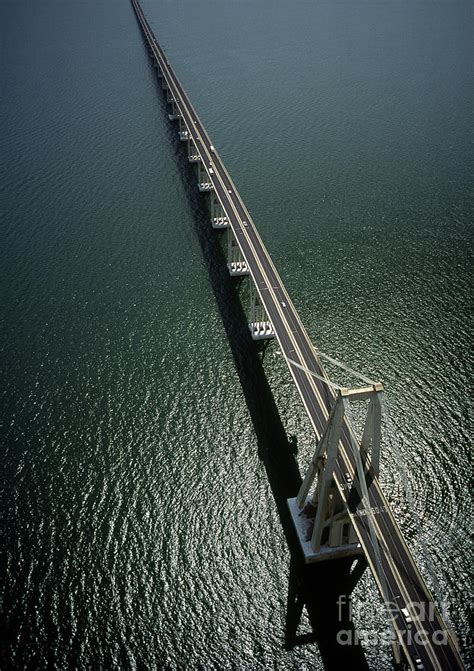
[130,2,463,668]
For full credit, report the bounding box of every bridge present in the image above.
[130,2,464,669]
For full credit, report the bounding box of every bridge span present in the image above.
[130,2,463,669]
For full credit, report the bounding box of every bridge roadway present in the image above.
[131,2,463,668]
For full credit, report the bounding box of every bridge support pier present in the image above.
[288,383,384,563]
[227,229,249,276]
[248,282,274,340]
[210,193,228,229]
[168,100,179,121]
[187,139,200,163]
[197,161,212,191]
[178,116,190,141]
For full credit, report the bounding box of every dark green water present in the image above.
[1,0,472,668]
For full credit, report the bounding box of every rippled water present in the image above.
[1,0,472,668]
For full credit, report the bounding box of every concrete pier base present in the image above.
[287,497,362,564]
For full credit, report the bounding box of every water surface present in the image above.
[1,0,472,668]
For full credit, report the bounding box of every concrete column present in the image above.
[296,400,339,509]
[197,161,212,191]
[178,116,189,141]
[210,193,228,229]
[248,282,274,340]
[187,139,200,163]
[168,100,179,121]
[311,396,345,551]
[227,229,249,276]
[361,393,382,476]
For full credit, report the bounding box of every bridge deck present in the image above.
[130,2,463,669]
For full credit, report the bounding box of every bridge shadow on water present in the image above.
[153,70,370,669]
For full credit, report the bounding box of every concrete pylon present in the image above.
[187,139,200,163]
[210,193,228,229]
[197,161,213,191]
[168,99,179,121]
[288,383,384,562]
[227,229,249,276]
[248,282,274,340]
[178,116,189,141]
